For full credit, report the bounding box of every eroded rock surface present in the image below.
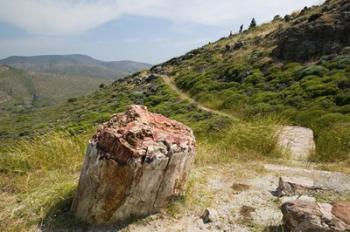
[71,105,196,225]
[277,126,315,161]
[273,0,350,61]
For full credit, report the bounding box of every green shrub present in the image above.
[335,92,350,106]
[297,65,329,78]
[252,91,279,104]
[313,123,350,162]
[314,113,350,132]
[302,79,338,97]
[220,117,284,157]
[220,93,247,109]
[295,110,326,128]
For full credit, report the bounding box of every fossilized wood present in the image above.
[71,105,196,225]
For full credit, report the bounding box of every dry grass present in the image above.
[0,117,348,231]
[0,132,88,231]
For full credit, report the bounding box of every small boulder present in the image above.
[71,105,196,225]
[276,176,316,197]
[277,126,316,161]
[201,208,219,223]
[282,200,350,231]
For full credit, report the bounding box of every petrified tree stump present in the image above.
[71,105,196,225]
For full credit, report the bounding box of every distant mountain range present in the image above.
[0,54,151,79]
[0,55,151,112]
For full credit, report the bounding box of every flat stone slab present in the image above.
[265,164,350,192]
[276,176,316,197]
[277,126,315,161]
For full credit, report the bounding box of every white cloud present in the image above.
[0,0,122,35]
[0,0,323,35]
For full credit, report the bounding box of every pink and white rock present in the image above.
[71,105,196,225]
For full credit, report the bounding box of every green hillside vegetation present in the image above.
[0,75,285,231]
[156,0,350,162]
[0,65,113,113]
[0,55,151,114]
[0,0,349,161]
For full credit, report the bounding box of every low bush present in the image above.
[219,116,285,158]
[313,123,350,162]
[297,65,329,78]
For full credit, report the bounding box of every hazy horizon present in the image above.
[0,0,323,64]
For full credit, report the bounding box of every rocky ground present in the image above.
[117,162,350,232]
[105,78,350,232]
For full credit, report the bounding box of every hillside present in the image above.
[0,0,350,231]
[0,54,151,79]
[0,55,151,113]
[1,0,348,160]
[0,65,114,112]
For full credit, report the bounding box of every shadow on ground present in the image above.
[262,225,287,232]
[39,191,150,232]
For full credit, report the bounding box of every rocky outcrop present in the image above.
[71,105,196,225]
[282,200,350,231]
[273,0,350,61]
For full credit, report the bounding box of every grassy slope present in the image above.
[155,0,350,162]
[0,73,286,231]
[0,0,349,160]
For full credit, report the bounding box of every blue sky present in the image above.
[0,0,322,64]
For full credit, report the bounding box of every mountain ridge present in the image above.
[0,54,152,78]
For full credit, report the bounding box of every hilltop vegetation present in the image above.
[155,0,350,162]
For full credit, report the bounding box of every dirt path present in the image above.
[161,74,317,162]
[160,75,238,121]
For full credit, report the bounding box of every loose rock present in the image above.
[201,208,219,224]
[281,200,350,231]
[71,105,196,225]
[276,176,317,197]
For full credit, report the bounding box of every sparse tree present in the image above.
[239,24,244,33]
[273,15,282,22]
[249,18,257,29]
[284,14,291,22]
